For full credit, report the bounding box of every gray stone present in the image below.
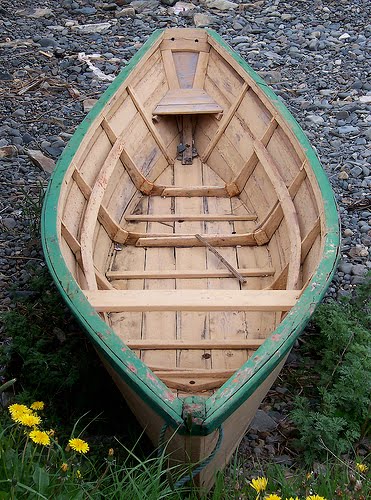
[249,410,278,432]
[352,264,367,276]
[2,218,17,230]
[350,166,363,178]
[202,0,237,10]
[338,261,353,274]
[116,7,135,17]
[194,13,215,27]
[39,38,57,48]
[343,228,354,237]
[338,125,360,134]
[307,114,325,125]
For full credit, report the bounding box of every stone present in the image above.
[39,38,57,48]
[343,228,354,237]
[116,7,136,17]
[203,0,238,11]
[249,410,278,432]
[17,7,53,18]
[338,261,353,274]
[194,13,215,27]
[307,115,325,125]
[161,0,177,5]
[338,125,360,134]
[339,33,351,41]
[359,95,371,103]
[83,99,98,113]
[169,2,196,14]
[74,22,112,34]
[350,165,363,178]
[25,149,55,174]
[1,218,17,230]
[338,171,349,180]
[0,146,17,159]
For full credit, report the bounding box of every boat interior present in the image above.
[58,29,324,397]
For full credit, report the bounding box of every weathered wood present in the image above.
[84,289,299,312]
[124,214,257,222]
[195,233,246,284]
[125,339,265,349]
[106,268,275,280]
[154,89,223,115]
[182,115,193,165]
[135,232,256,247]
[161,49,179,89]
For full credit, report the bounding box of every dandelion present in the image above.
[8,404,30,416]
[355,463,368,473]
[306,495,327,500]
[68,438,89,454]
[108,448,114,456]
[14,412,41,427]
[61,463,68,472]
[265,495,281,500]
[30,401,45,411]
[76,470,82,479]
[29,430,50,446]
[250,476,268,494]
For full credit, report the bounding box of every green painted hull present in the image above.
[41,29,340,437]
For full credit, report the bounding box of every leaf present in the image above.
[32,465,50,495]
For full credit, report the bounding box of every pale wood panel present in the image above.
[204,74,231,110]
[129,49,163,92]
[293,179,319,241]
[195,124,234,183]
[174,158,210,373]
[302,233,321,284]
[79,128,112,187]
[206,48,244,104]
[193,51,209,88]
[102,161,137,222]
[142,168,176,370]
[236,88,272,139]
[93,224,112,274]
[107,268,274,280]
[62,183,86,239]
[173,51,199,89]
[224,114,255,164]
[243,161,277,219]
[154,89,223,115]
[132,51,167,104]
[125,339,264,349]
[203,167,248,371]
[85,289,299,312]
[105,94,137,139]
[61,237,78,279]
[266,126,302,186]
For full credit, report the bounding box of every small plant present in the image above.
[19,181,46,237]
[291,274,371,462]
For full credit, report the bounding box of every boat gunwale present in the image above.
[41,28,340,436]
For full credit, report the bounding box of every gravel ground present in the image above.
[0,0,370,465]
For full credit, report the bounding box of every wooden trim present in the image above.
[158,185,228,197]
[193,51,209,88]
[124,214,257,222]
[161,40,210,52]
[253,140,301,289]
[127,86,173,164]
[101,119,155,195]
[80,134,131,290]
[124,339,265,349]
[301,217,321,262]
[84,289,299,312]
[232,151,259,193]
[154,369,236,378]
[135,232,256,247]
[61,221,113,290]
[106,268,275,280]
[161,49,179,89]
[72,168,92,199]
[260,118,278,146]
[202,82,249,162]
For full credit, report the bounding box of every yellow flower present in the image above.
[108,448,114,456]
[29,430,50,446]
[30,401,45,411]
[306,496,327,500]
[76,470,82,479]
[355,462,368,473]
[306,472,312,480]
[47,429,55,437]
[14,412,41,427]
[68,438,89,454]
[9,404,30,416]
[61,463,68,472]
[265,495,281,500]
[286,497,300,500]
[250,476,268,493]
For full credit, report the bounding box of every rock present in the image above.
[74,22,112,34]
[339,33,351,41]
[250,410,278,432]
[343,228,354,237]
[161,0,177,5]
[359,95,371,103]
[131,0,159,13]
[194,13,215,27]
[1,218,17,230]
[338,261,353,274]
[25,149,55,174]
[17,7,53,18]
[338,171,349,180]
[351,264,367,276]
[349,245,369,258]
[169,2,196,14]
[257,70,281,84]
[83,99,98,113]
[350,166,363,178]
[0,146,17,158]
[116,7,136,17]
[307,115,325,125]
[338,125,360,134]
[203,0,238,11]
[39,38,57,48]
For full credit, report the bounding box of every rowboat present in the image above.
[41,28,339,490]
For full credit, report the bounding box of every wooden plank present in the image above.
[202,82,249,162]
[301,217,321,262]
[163,29,208,42]
[161,40,210,52]
[127,87,173,165]
[125,339,265,349]
[124,214,257,222]
[253,140,301,289]
[173,51,199,89]
[84,289,299,312]
[161,50,179,89]
[159,185,227,197]
[154,369,236,378]
[193,51,209,89]
[107,269,274,281]
[135,232,256,247]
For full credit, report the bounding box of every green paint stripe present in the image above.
[41,29,184,429]
[201,30,340,433]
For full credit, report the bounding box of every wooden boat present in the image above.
[41,28,339,490]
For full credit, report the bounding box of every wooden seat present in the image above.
[153,89,223,116]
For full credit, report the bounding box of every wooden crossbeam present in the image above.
[84,289,299,312]
[202,82,249,162]
[106,268,274,280]
[124,339,265,349]
[135,232,256,247]
[161,49,179,89]
[124,214,257,222]
[156,185,228,197]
